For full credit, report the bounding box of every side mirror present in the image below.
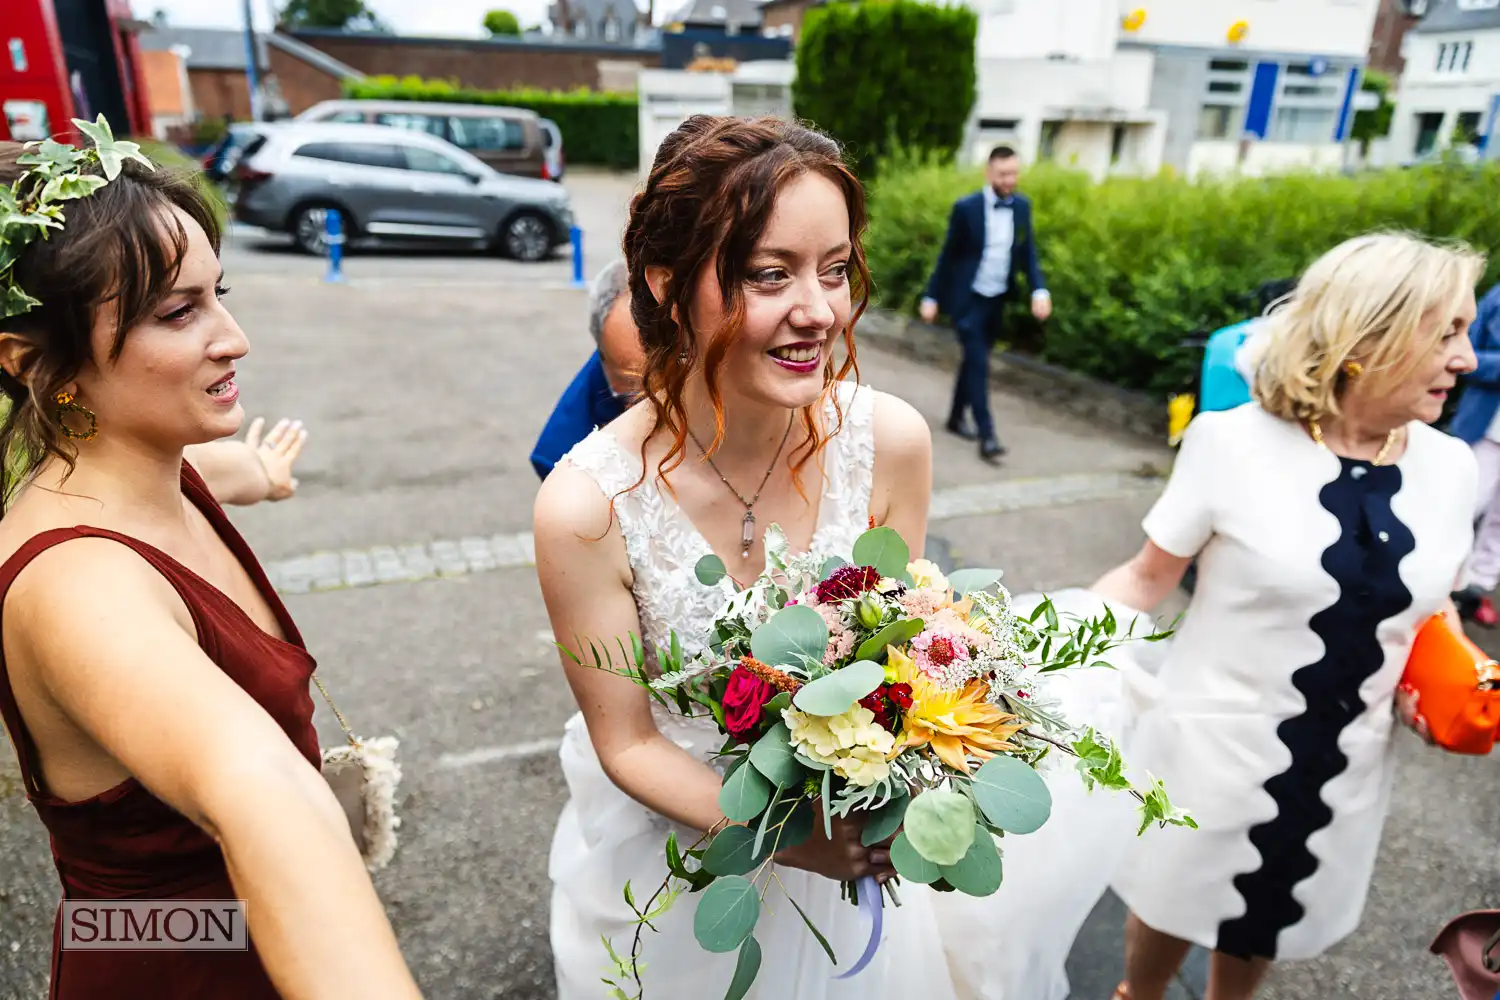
[466,171,485,185]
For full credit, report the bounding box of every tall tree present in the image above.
[279,0,389,31]
[794,0,977,176]
[483,9,522,35]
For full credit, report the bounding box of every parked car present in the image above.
[201,122,268,184]
[230,123,573,261]
[539,117,565,182]
[294,99,550,180]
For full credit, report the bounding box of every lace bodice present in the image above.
[560,381,876,667]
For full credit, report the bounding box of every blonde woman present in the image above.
[1091,233,1482,1000]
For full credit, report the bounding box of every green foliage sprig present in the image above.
[0,116,152,321]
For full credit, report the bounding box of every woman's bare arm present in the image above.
[8,540,420,1000]
[1090,540,1194,614]
[184,417,305,506]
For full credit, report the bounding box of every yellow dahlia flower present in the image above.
[888,645,1024,773]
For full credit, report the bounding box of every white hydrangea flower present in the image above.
[783,704,896,787]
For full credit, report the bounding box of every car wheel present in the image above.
[292,205,333,256]
[503,212,552,262]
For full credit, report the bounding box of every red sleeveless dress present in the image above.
[0,463,321,999]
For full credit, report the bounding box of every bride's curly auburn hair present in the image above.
[622,115,870,493]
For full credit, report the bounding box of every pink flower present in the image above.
[910,628,971,680]
[899,587,948,619]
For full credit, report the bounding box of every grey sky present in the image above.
[141,0,562,38]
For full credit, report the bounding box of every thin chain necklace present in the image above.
[1307,418,1401,466]
[686,414,795,559]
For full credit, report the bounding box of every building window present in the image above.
[1456,110,1484,145]
[1458,0,1499,10]
[1209,59,1249,73]
[1270,106,1337,143]
[1198,104,1242,140]
[1437,40,1475,73]
[603,16,621,41]
[1038,120,1062,161]
[1415,112,1445,155]
[1110,124,1128,165]
[978,117,1020,131]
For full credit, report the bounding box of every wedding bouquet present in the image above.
[568,523,1194,1000]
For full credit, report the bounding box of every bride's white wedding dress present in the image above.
[549,382,960,999]
[548,381,1157,999]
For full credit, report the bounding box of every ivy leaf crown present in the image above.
[1,115,155,322]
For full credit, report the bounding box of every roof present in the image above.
[1415,0,1500,33]
[138,26,269,70]
[288,26,659,55]
[666,0,765,27]
[264,32,365,79]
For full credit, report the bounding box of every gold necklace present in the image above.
[1307,418,1401,466]
[686,415,796,559]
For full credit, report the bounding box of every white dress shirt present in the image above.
[972,186,1014,298]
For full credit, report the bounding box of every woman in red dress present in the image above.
[0,139,422,998]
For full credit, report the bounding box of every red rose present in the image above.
[722,665,776,743]
[815,565,882,604]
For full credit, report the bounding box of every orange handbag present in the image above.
[1398,614,1500,755]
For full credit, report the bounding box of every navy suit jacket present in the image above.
[530,351,626,479]
[1449,283,1500,444]
[923,190,1045,318]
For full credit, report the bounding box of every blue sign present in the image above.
[1308,56,1330,77]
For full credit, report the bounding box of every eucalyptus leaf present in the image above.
[791,660,886,715]
[718,762,772,823]
[938,824,1005,895]
[786,893,837,965]
[854,618,924,663]
[693,875,760,953]
[750,604,829,668]
[889,831,942,883]
[820,766,833,840]
[946,567,1005,596]
[852,526,910,578]
[860,789,910,846]
[696,554,728,587]
[819,555,849,577]
[748,722,803,787]
[903,788,975,865]
[703,825,768,876]
[724,935,762,1000]
[971,754,1053,834]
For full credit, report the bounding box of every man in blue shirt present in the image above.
[530,260,644,479]
[919,145,1051,465]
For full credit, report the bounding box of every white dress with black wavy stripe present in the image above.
[1112,404,1475,960]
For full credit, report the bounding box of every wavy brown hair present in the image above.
[0,141,222,506]
[622,115,870,493]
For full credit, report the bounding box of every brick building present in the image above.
[1367,0,1429,75]
[286,29,661,93]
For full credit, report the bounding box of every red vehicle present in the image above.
[0,0,151,143]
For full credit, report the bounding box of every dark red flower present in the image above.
[722,665,775,743]
[859,690,893,731]
[815,565,882,604]
[887,683,913,710]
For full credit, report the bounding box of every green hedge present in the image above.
[865,153,1500,396]
[794,0,976,177]
[343,75,638,170]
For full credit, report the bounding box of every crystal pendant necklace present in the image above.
[686,414,796,559]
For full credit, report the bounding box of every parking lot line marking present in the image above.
[436,738,564,770]
[263,470,1163,595]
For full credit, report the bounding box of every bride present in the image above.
[533,115,960,998]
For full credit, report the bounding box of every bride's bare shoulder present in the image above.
[865,387,931,463]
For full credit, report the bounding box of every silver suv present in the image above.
[232,123,573,261]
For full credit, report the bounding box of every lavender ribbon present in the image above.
[833,875,883,980]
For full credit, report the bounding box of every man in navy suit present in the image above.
[920,145,1051,464]
[530,260,644,479]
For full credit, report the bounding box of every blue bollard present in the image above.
[324,209,345,283]
[570,225,585,289]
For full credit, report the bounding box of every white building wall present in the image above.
[975,0,1117,60]
[1389,29,1500,161]
[1120,0,1381,58]
[636,62,796,174]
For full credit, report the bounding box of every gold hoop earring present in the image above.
[1344,360,1364,378]
[55,391,98,441]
